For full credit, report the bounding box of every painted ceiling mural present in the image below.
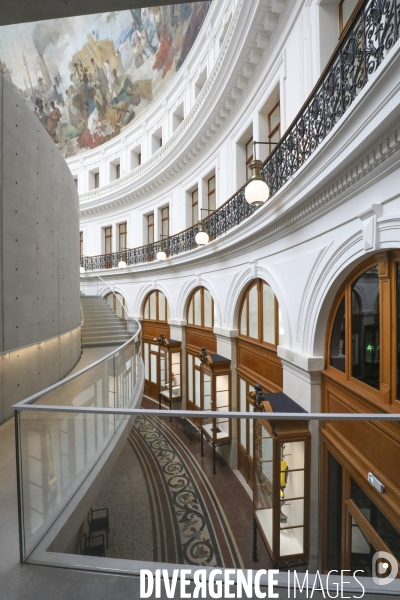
[0,3,211,157]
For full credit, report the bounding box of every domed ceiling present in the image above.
[0,3,211,157]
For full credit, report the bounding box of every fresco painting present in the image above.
[0,3,211,157]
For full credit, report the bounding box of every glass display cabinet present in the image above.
[250,385,311,567]
[157,334,182,413]
[198,347,232,474]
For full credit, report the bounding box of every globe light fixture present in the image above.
[118,251,127,269]
[157,239,167,261]
[245,159,270,206]
[195,220,209,246]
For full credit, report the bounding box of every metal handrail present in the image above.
[97,274,133,323]
[81,0,399,272]
[12,403,400,421]
[80,274,134,325]
[13,319,142,409]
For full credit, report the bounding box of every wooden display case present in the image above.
[157,334,182,412]
[198,347,232,474]
[251,386,311,567]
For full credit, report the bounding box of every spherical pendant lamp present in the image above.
[195,220,209,246]
[245,159,270,206]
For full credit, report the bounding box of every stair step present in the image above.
[82,335,129,344]
[80,294,129,346]
[83,319,123,324]
[82,330,127,336]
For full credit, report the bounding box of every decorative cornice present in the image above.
[79,0,291,214]
[83,119,400,280]
[278,346,325,373]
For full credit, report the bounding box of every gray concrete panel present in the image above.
[0,77,81,423]
[0,328,81,422]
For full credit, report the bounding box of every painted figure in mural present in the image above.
[52,84,63,104]
[65,89,85,127]
[103,60,114,88]
[48,101,62,142]
[56,100,69,144]
[130,9,144,35]
[153,24,174,79]
[35,98,48,128]
[141,8,160,55]
[90,58,109,94]
[177,2,211,71]
[111,70,138,107]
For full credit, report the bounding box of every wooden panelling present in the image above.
[322,375,400,531]
[186,327,216,354]
[237,338,282,392]
[142,320,170,341]
[238,445,254,489]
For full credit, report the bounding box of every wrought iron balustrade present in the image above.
[81,0,399,273]
[262,0,399,195]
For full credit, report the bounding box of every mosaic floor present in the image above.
[93,400,271,569]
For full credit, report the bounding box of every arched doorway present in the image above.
[142,290,170,399]
[185,287,216,411]
[104,291,126,319]
[321,252,400,574]
[236,278,284,486]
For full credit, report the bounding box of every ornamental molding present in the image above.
[88,120,400,282]
[278,346,325,374]
[79,0,293,214]
[279,357,324,384]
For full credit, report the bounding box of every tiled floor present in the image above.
[141,397,272,570]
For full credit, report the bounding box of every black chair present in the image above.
[81,532,105,557]
[88,507,109,547]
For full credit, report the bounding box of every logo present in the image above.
[372,551,398,586]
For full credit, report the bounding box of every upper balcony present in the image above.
[81,0,400,273]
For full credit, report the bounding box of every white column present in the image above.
[278,346,324,573]
[169,320,187,408]
[215,329,239,470]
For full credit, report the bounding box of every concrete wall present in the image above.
[0,76,81,423]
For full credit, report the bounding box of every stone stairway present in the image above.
[81,295,130,347]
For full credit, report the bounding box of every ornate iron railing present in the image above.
[262,0,400,194]
[81,0,399,272]
[82,187,256,271]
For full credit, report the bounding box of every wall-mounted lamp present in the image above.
[157,235,167,261]
[80,259,85,274]
[245,141,277,206]
[195,208,214,246]
[118,248,127,269]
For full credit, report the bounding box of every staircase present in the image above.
[81,296,130,347]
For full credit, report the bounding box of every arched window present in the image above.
[186,287,216,411]
[142,290,170,400]
[143,290,170,322]
[239,279,284,346]
[322,252,400,575]
[328,263,382,392]
[187,287,215,329]
[105,291,126,319]
[236,279,284,486]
